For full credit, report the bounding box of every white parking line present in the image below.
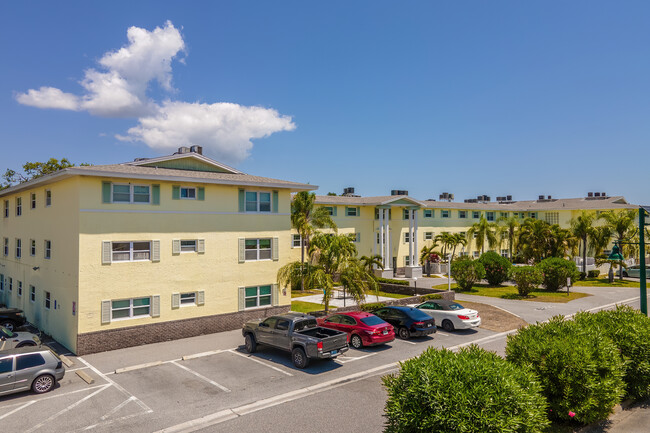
[227,350,293,377]
[170,361,231,392]
[490,304,522,318]
[100,396,137,421]
[396,339,417,345]
[334,352,377,364]
[76,411,151,432]
[0,400,36,420]
[181,349,231,361]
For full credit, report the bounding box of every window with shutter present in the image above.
[152,295,160,317]
[101,300,111,324]
[172,293,180,309]
[102,241,112,264]
[151,240,161,262]
[197,291,205,306]
[172,239,181,254]
[238,238,245,263]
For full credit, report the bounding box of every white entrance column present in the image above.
[408,208,413,267]
[413,208,419,266]
[379,208,385,268]
[384,209,391,270]
[405,206,422,278]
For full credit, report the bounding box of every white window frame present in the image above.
[3,238,8,256]
[180,187,196,200]
[500,212,508,218]
[501,249,509,258]
[111,183,151,204]
[291,234,302,248]
[323,206,334,216]
[44,291,51,310]
[530,212,537,219]
[111,241,151,262]
[15,239,21,259]
[486,212,495,222]
[3,200,8,218]
[8,277,12,293]
[346,207,358,217]
[30,239,36,257]
[180,240,197,253]
[245,191,272,213]
[30,193,36,209]
[441,210,450,218]
[423,209,433,218]
[244,285,272,309]
[459,210,467,219]
[16,197,22,216]
[424,232,433,240]
[17,281,22,297]
[45,189,52,207]
[245,238,272,261]
[353,233,361,243]
[180,292,196,306]
[473,251,480,258]
[44,240,51,259]
[404,232,410,243]
[30,285,36,303]
[404,256,411,266]
[110,297,151,320]
[472,211,480,219]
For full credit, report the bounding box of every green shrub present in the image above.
[377,277,410,286]
[383,345,549,433]
[537,257,580,291]
[421,294,443,300]
[579,271,586,280]
[478,251,512,286]
[360,302,385,312]
[588,270,601,278]
[574,306,650,400]
[450,257,485,291]
[510,266,542,296]
[506,316,625,424]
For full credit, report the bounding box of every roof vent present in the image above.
[439,192,454,202]
[342,187,359,197]
[190,145,203,155]
[176,146,191,154]
[133,157,149,162]
[477,195,490,203]
[588,192,594,197]
[391,190,408,196]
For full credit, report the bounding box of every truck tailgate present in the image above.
[321,333,348,352]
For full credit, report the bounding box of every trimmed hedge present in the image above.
[538,257,580,291]
[383,345,549,433]
[574,306,650,400]
[421,294,443,300]
[450,257,485,291]
[510,266,542,296]
[506,315,625,424]
[360,302,386,312]
[377,277,410,286]
[478,251,512,286]
[587,270,601,278]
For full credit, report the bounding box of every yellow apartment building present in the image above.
[0,147,314,354]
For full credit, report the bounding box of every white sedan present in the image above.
[415,300,481,331]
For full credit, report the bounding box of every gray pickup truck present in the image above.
[242,312,349,368]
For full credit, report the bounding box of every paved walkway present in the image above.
[295,293,397,308]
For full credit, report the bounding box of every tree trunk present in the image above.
[582,236,587,276]
[300,236,305,291]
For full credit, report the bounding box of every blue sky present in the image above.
[2,1,649,204]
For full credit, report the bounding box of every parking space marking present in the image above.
[434,331,451,336]
[170,361,231,392]
[181,348,232,361]
[75,411,151,432]
[114,360,164,374]
[334,352,377,364]
[0,400,36,420]
[396,339,417,345]
[227,350,293,377]
[100,396,137,421]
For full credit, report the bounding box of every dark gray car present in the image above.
[0,346,65,396]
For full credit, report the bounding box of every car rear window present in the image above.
[360,316,385,326]
[16,353,46,371]
[448,303,464,310]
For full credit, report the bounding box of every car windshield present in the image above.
[447,303,465,311]
[360,316,385,326]
[0,326,15,338]
[294,319,318,331]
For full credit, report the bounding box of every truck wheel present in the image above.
[244,334,257,353]
[292,347,309,369]
[350,334,363,349]
[398,327,410,340]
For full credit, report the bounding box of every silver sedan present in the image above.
[0,326,41,351]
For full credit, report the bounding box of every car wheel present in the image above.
[244,334,257,353]
[350,334,363,349]
[398,327,410,340]
[442,320,455,332]
[292,347,309,369]
[16,341,37,348]
[0,321,15,332]
[32,374,55,394]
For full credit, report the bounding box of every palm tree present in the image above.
[291,192,337,290]
[518,219,554,263]
[467,216,498,255]
[498,216,520,261]
[434,232,453,258]
[360,254,383,275]
[419,243,439,276]
[448,233,467,261]
[589,225,612,258]
[570,211,596,275]
[600,210,638,257]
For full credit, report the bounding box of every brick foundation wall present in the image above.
[76,305,290,355]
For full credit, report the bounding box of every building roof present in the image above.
[315,195,425,207]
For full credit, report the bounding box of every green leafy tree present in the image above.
[537,257,580,291]
[360,254,383,275]
[517,219,575,262]
[589,225,612,258]
[448,233,467,262]
[478,251,512,286]
[466,216,498,255]
[510,266,543,296]
[498,215,520,261]
[450,256,485,291]
[1,158,89,190]
[600,209,638,258]
[434,232,453,258]
[570,211,596,276]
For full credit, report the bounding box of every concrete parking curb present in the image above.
[59,354,74,368]
[76,370,95,384]
[114,361,163,374]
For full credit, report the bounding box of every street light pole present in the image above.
[448,253,452,292]
[639,207,647,315]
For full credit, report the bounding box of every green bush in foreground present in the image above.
[450,257,485,291]
[575,306,650,400]
[537,257,580,291]
[510,266,543,296]
[478,251,512,286]
[506,316,625,424]
[383,345,549,433]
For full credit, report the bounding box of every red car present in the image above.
[317,311,395,349]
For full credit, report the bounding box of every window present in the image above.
[374,208,392,220]
[346,207,358,217]
[353,233,361,243]
[459,251,468,257]
[111,297,151,320]
[404,256,411,266]
[529,212,537,219]
[545,212,559,225]
[3,238,7,256]
[30,285,35,303]
[45,189,52,207]
[15,239,21,258]
[473,211,480,219]
[111,241,151,262]
[403,209,409,220]
[276,319,290,330]
[459,231,466,238]
[45,291,51,310]
[404,232,411,243]
[486,212,495,222]
[180,240,197,252]
[44,240,51,259]
[16,354,46,371]
[0,357,11,374]
[245,191,271,212]
[423,209,433,218]
[245,239,272,260]
[16,197,22,216]
[473,251,480,258]
[245,285,272,308]
[501,249,509,258]
[17,281,22,297]
[30,239,36,256]
[0,274,3,292]
[500,212,508,218]
[180,292,196,306]
[441,210,450,218]
[8,278,12,293]
[425,232,433,240]
[323,206,334,216]
[292,234,302,248]
[3,200,7,218]
[180,187,196,199]
[458,210,467,219]
[31,193,36,209]
[112,184,150,204]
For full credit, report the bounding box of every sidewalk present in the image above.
[582,397,650,433]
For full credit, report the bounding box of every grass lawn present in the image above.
[368,290,411,299]
[290,300,332,313]
[433,283,590,303]
[291,289,322,298]
[572,277,640,288]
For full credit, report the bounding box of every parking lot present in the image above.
[0,287,643,433]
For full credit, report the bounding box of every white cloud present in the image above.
[15,21,295,163]
[117,101,296,164]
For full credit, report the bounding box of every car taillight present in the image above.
[317,341,323,351]
[458,315,470,320]
[413,321,425,326]
[56,361,62,369]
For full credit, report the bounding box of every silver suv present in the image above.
[0,346,65,395]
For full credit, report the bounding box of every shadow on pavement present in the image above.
[233,346,344,374]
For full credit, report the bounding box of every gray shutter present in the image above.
[102,241,112,264]
[272,284,279,306]
[152,295,160,317]
[272,237,279,261]
[356,206,360,216]
[197,187,205,201]
[172,239,181,255]
[332,206,337,216]
[151,240,161,262]
[152,184,160,205]
[102,182,111,203]
[238,286,245,311]
[238,189,245,212]
[197,291,205,306]
[171,293,180,309]
[197,239,205,253]
[172,185,180,200]
[272,190,279,213]
[101,300,111,324]
[238,238,245,263]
